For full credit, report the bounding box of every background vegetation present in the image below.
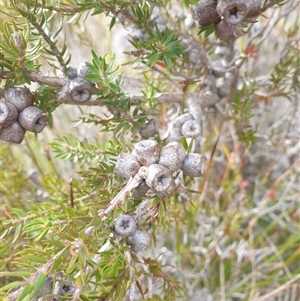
[0,0,299,300]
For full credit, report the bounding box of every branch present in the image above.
[17,4,67,70]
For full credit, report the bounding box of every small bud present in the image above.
[114,152,141,180]
[215,20,243,40]
[0,101,18,126]
[217,0,248,25]
[114,214,137,237]
[132,180,149,199]
[5,86,33,111]
[246,0,261,18]
[0,121,26,144]
[77,62,92,77]
[69,77,91,102]
[18,106,48,133]
[159,142,186,172]
[139,118,158,138]
[126,228,150,252]
[191,0,221,28]
[145,164,176,198]
[132,140,160,166]
[181,153,206,177]
[181,120,201,138]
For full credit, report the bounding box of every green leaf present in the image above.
[32,273,47,297]
[16,284,33,301]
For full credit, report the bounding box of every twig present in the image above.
[68,178,74,209]
[98,167,148,219]
[7,247,68,301]
[251,274,300,301]
[17,4,67,70]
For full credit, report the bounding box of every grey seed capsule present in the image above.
[139,118,158,139]
[191,0,221,29]
[217,0,248,25]
[5,86,33,111]
[215,20,243,40]
[132,180,149,199]
[126,228,150,252]
[132,140,160,166]
[114,152,141,180]
[246,0,261,18]
[181,153,206,177]
[181,120,201,138]
[145,164,176,198]
[168,127,182,142]
[77,62,92,77]
[0,121,26,144]
[18,106,48,133]
[0,101,18,126]
[159,142,186,172]
[173,113,195,128]
[69,77,91,102]
[114,214,137,237]
[66,67,78,79]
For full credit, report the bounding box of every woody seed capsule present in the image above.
[0,121,26,144]
[69,77,91,102]
[159,142,186,172]
[114,152,141,180]
[181,153,206,177]
[126,228,150,252]
[0,101,18,126]
[5,86,33,111]
[114,214,137,237]
[191,0,221,29]
[132,140,160,166]
[215,20,243,40]
[181,120,201,138]
[18,106,48,133]
[145,164,176,198]
[217,0,248,25]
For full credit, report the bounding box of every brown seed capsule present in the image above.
[145,164,176,198]
[0,101,18,126]
[69,77,91,102]
[114,152,141,180]
[139,118,158,138]
[181,120,201,138]
[12,32,24,52]
[0,121,26,144]
[159,142,186,172]
[5,86,33,111]
[215,20,243,40]
[246,0,261,18]
[126,228,150,252]
[181,153,206,177]
[217,0,248,25]
[191,0,220,29]
[114,214,137,237]
[18,106,48,133]
[132,140,160,166]
[132,180,149,199]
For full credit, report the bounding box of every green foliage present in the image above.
[1,0,299,301]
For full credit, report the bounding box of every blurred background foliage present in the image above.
[0,0,299,300]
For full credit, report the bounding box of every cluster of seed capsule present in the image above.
[113,214,150,253]
[113,139,206,252]
[0,87,48,144]
[191,0,262,40]
[115,139,206,199]
[168,113,201,143]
